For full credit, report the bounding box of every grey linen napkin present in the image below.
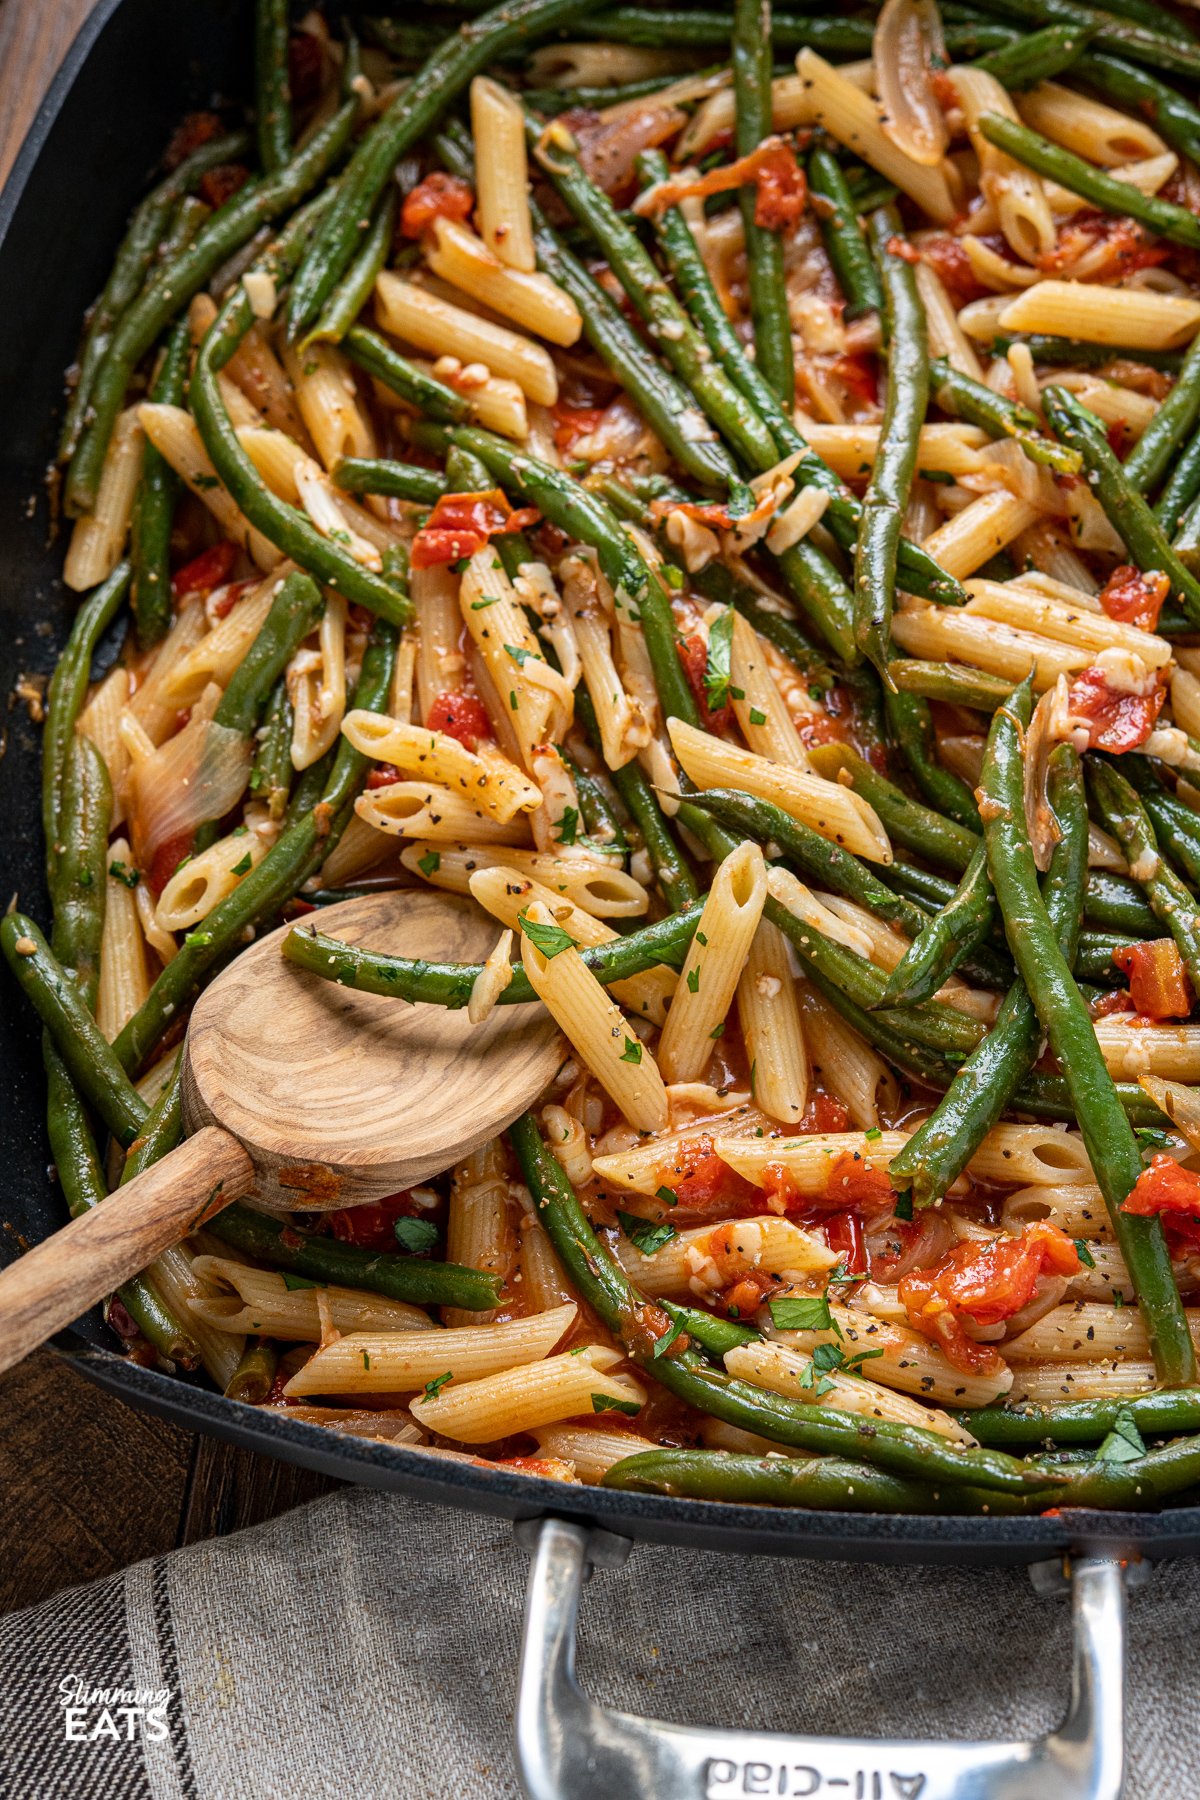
[1,1485,1197,1800]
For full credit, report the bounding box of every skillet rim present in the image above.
[5,0,1200,1566]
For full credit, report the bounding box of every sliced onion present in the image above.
[1137,1077,1200,1153]
[130,691,252,869]
[1022,675,1072,873]
[874,0,949,169]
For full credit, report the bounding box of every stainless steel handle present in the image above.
[514,1517,1146,1800]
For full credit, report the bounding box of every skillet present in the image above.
[0,6,1194,1791]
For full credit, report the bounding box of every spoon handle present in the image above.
[0,1126,254,1376]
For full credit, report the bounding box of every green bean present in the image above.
[966,1387,1200,1445]
[226,1338,279,1403]
[301,190,396,349]
[980,111,1200,252]
[1123,758,1200,890]
[579,10,881,52]
[207,1203,503,1311]
[333,457,446,504]
[523,71,719,112]
[284,0,597,342]
[3,914,144,1147]
[888,659,1011,711]
[42,562,130,885]
[66,103,355,516]
[558,747,629,855]
[129,319,189,647]
[57,129,251,467]
[644,151,964,610]
[931,356,1082,474]
[806,144,881,320]
[990,330,1182,373]
[1154,420,1200,538]
[974,21,1096,82]
[255,0,292,172]
[248,680,295,820]
[216,571,324,738]
[51,737,111,1007]
[574,686,698,908]
[282,902,703,1008]
[531,202,743,495]
[1084,868,1158,935]
[510,1110,1054,1492]
[113,620,398,1075]
[423,420,701,731]
[879,841,995,1010]
[359,16,445,60]
[602,1447,1004,1510]
[1087,760,1200,996]
[854,209,927,674]
[732,0,793,405]
[979,678,1193,1385]
[962,0,1200,78]
[660,1302,759,1360]
[343,324,470,423]
[1123,336,1200,498]
[533,137,768,480]
[890,741,1088,1206]
[808,742,979,873]
[883,687,981,830]
[1012,1069,1170,1126]
[191,276,412,626]
[1076,930,1135,982]
[1041,384,1200,624]
[1075,51,1200,167]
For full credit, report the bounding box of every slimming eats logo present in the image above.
[58,1675,172,1743]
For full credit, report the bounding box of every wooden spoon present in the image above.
[0,890,565,1376]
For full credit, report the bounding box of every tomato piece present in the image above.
[172,540,237,599]
[426,690,493,751]
[199,164,251,209]
[1092,986,1135,1018]
[898,1223,1081,1374]
[411,489,541,569]
[823,1150,897,1218]
[1122,1153,1200,1221]
[1112,939,1193,1020]
[551,402,608,455]
[146,830,195,899]
[800,1091,851,1133]
[825,1209,867,1276]
[1097,565,1169,633]
[1037,213,1169,280]
[831,352,878,408]
[400,172,475,239]
[1066,664,1166,754]
[752,144,806,228]
[209,578,257,621]
[797,713,848,752]
[325,1189,418,1251]
[658,1134,761,1218]
[365,765,402,789]
[914,234,992,308]
[720,1269,781,1319]
[164,112,223,167]
[677,632,733,733]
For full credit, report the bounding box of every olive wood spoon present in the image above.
[0,889,564,1374]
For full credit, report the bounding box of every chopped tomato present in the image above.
[164,112,223,168]
[1097,564,1169,634]
[425,690,493,751]
[641,137,805,231]
[172,540,237,599]
[825,1209,867,1276]
[1037,213,1169,281]
[146,830,194,899]
[677,631,733,734]
[899,1223,1081,1374]
[209,578,257,621]
[830,352,878,408]
[720,1269,781,1319]
[325,1189,419,1251]
[823,1151,897,1218]
[1092,986,1135,1018]
[797,713,848,752]
[411,489,541,569]
[365,765,403,789]
[1106,420,1133,460]
[1112,939,1193,1020]
[1066,664,1166,754]
[199,164,251,209]
[1123,1153,1200,1224]
[400,172,475,239]
[288,30,324,108]
[915,234,991,309]
[551,402,607,456]
[800,1091,851,1133]
[659,1134,761,1218]
[930,68,960,113]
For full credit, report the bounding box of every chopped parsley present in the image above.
[704,608,735,713]
[108,859,140,889]
[749,707,767,726]
[394,1217,439,1254]
[1135,1127,1175,1154]
[417,849,441,877]
[709,1022,725,1039]
[230,852,253,876]
[655,1185,679,1208]
[620,1036,643,1064]
[893,1191,914,1222]
[504,643,534,667]
[281,1273,320,1291]
[423,1371,453,1402]
[591,1392,641,1417]
[1074,1239,1097,1269]
[1096,1407,1145,1464]
[617,1211,677,1256]
[768,1294,835,1333]
[686,967,700,994]
[556,806,579,846]
[661,564,684,590]
[518,913,575,958]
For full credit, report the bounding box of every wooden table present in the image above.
[0,0,339,1616]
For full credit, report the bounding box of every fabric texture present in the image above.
[0,1485,1196,1799]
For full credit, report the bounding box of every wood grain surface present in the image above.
[0,2,341,1613]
